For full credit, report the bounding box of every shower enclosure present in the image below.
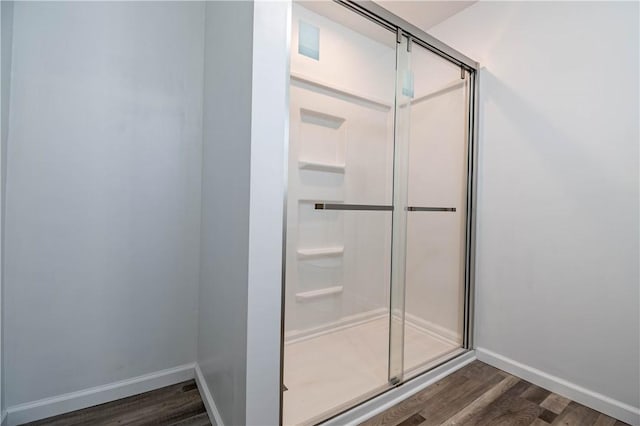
[282,2,478,424]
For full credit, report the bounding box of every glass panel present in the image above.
[284,208,393,425]
[283,2,397,424]
[402,42,471,377]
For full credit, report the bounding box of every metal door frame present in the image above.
[279,1,480,423]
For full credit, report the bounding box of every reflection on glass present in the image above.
[283,2,396,424]
[402,44,470,377]
[283,2,473,424]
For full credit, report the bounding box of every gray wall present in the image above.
[197,2,254,425]
[4,2,204,406]
[1,0,15,416]
[432,0,639,415]
[1,1,12,209]
[245,2,288,424]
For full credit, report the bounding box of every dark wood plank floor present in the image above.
[21,380,211,426]
[20,361,629,426]
[360,361,629,426]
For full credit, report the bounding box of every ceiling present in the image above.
[374,1,476,30]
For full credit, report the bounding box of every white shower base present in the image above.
[283,316,461,425]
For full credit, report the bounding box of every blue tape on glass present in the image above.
[299,20,320,60]
[402,70,414,98]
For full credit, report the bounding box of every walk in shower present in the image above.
[282,2,478,424]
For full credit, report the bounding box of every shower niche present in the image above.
[283,2,478,425]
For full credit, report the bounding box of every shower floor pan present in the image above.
[283,316,461,425]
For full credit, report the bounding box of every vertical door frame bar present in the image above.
[387,29,410,386]
[278,4,293,425]
[463,69,479,350]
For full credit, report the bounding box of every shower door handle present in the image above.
[314,203,393,211]
[406,206,456,212]
[314,204,454,212]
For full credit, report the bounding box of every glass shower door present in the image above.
[397,38,472,377]
[283,4,475,424]
[283,3,398,424]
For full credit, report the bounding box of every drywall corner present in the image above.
[244,1,289,425]
[194,364,224,426]
[197,2,255,426]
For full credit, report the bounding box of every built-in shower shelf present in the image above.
[295,286,343,302]
[297,247,344,259]
[299,160,346,174]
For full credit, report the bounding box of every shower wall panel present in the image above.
[404,82,468,345]
[285,4,396,338]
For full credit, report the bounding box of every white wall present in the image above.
[197,2,254,425]
[4,1,204,407]
[0,0,14,417]
[245,3,289,424]
[2,3,288,425]
[198,3,290,425]
[431,1,640,421]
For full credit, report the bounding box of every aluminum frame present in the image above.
[279,4,293,426]
[463,70,480,350]
[280,1,480,424]
[337,0,479,72]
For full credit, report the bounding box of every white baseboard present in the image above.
[5,363,196,426]
[194,364,224,426]
[285,308,388,344]
[477,347,640,426]
[322,350,476,425]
